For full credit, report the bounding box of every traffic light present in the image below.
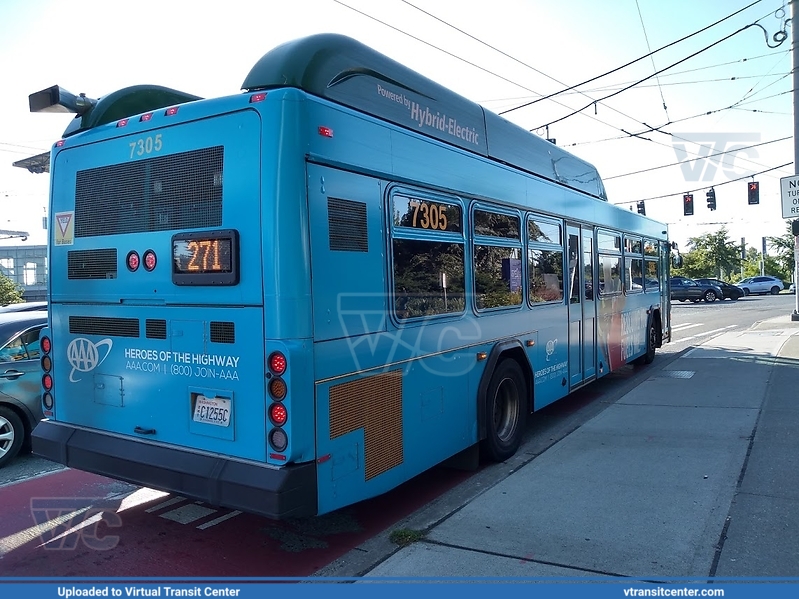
[792,219,799,236]
[706,187,716,211]
[748,181,759,205]
[683,193,694,216]
[636,200,646,215]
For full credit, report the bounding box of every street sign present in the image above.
[780,175,799,218]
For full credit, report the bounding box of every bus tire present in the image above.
[481,359,527,462]
[0,406,24,469]
[634,319,657,365]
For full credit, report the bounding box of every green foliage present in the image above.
[767,221,797,278]
[0,273,24,306]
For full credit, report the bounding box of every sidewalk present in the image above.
[319,315,799,579]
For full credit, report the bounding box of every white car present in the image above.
[790,283,796,293]
[737,276,784,296]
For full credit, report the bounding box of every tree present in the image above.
[675,226,741,280]
[0,272,24,305]
[767,221,796,278]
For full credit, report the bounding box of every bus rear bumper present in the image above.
[32,420,318,519]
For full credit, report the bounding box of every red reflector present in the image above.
[41,336,51,354]
[269,352,287,375]
[269,453,287,461]
[117,119,129,127]
[55,140,65,147]
[143,250,157,271]
[269,403,288,426]
[42,374,53,390]
[318,126,333,138]
[250,93,267,103]
[165,106,179,116]
[127,251,140,271]
[140,113,153,122]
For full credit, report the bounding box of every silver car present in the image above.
[0,310,48,468]
[737,276,784,296]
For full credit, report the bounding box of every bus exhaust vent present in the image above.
[146,319,167,340]
[74,146,223,237]
[210,321,235,344]
[329,370,403,480]
[69,316,140,338]
[328,197,368,252]
[67,249,118,280]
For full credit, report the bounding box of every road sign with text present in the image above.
[780,175,799,218]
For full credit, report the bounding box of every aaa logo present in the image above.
[67,337,113,382]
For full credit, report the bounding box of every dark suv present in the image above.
[693,278,744,301]
[670,277,724,303]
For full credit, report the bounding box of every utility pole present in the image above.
[793,0,799,320]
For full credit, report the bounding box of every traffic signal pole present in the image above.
[793,0,799,319]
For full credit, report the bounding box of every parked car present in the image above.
[694,278,744,301]
[0,301,47,314]
[737,276,784,296]
[0,310,48,468]
[789,282,796,294]
[670,277,724,303]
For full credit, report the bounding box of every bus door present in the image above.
[566,224,596,387]
[659,241,671,340]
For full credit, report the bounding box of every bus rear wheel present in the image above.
[482,359,527,462]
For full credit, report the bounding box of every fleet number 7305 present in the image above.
[129,134,163,159]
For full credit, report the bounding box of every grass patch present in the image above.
[389,528,424,546]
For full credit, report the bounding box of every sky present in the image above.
[0,0,794,254]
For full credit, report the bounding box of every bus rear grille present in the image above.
[69,316,140,338]
[74,146,223,237]
[329,370,403,480]
[67,249,118,280]
[328,197,368,252]
[210,321,235,344]
[146,319,167,340]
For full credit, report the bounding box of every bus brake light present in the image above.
[269,403,288,426]
[269,352,287,375]
[42,373,53,391]
[41,336,51,354]
[127,251,140,271]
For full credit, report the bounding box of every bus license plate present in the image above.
[193,395,231,427]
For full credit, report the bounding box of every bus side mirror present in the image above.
[672,254,683,268]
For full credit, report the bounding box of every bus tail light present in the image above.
[269,403,287,426]
[268,352,286,375]
[42,373,53,391]
[41,335,51,354]
[127,250,140,271]
[41,355,52,372]
[43,393,54,410]
[143,249,157,271]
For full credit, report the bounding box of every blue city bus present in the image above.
[31,34,673,519]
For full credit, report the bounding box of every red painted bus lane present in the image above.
[0,465,472,577]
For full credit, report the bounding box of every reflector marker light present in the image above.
[140,113,153,122]
[165,107,179,116]
[117,119,129,127]
[318,126,333,138]
[55,140,65,147]
[250,93,267,103]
